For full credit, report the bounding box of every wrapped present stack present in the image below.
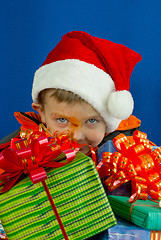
[97,130,161,231]
[0,130,116,240]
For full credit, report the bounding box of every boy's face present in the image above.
[32,93,106,154]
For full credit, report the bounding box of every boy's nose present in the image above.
[72,128,85,142]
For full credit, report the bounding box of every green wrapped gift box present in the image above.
[108,195,161,231]
[0,152,116,240]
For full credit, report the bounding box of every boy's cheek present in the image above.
[92,131,106,146]
[85,133,101,147]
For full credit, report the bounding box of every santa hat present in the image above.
[32,31,142,133]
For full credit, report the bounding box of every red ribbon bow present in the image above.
[99,130,161,203]
[0,131,80,192]
[0,130,81,240]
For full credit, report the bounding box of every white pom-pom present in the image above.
[107,90,134,120]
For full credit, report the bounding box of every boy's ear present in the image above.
[32,103,42,113]
[32,103,45,123]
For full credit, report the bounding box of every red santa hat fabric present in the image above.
[32,31,142,133]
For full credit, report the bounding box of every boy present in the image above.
[0,31,142,239]
[30,30,141,151]
[1,31,142,150]
[0,31,142,153]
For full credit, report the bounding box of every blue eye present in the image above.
[87,119,98,124]
[57,118,68,123]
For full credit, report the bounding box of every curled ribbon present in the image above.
[99,130,161,203]
[0,131,80,192]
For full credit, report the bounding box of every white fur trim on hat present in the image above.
[32,59,132,133]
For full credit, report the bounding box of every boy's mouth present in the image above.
[79,144,91,155]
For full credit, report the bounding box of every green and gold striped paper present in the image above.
[0,152,116,240]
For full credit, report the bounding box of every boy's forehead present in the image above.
[45,93,102,120]
[46,94,102,117]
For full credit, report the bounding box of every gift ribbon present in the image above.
[100,130,161,203]
[151,231,161,240]
[0,133,78,192]
[42,180,69,240]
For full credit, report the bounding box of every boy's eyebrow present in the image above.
[51,112,103,120]
[50,112,64,117]
[86,114,103,119]
[91,114,102,118]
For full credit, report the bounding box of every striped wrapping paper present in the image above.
[0,152,116,240]
[108,195,161,230]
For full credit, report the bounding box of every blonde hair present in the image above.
[38,88,85,106]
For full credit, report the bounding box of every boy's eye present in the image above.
[56,118,68,123]
[86,119,98,124]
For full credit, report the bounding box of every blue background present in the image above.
[1,0,161,145]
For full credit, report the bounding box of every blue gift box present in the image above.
[97,140,117,163]
[89,217,160,240]
[108,217,161,240]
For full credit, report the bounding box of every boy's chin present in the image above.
[79,145,91,155]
